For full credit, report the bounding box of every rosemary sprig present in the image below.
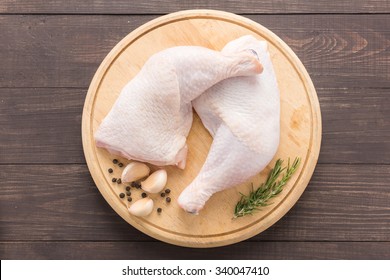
[233,157,301,218]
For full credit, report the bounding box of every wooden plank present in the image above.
[0,0,389,14]
[0,14,389,88]
[1,87,389,164]
[1,241,389,259]
[0,88,84,164]
[318,88,390,164]
[0,164,389,242]
[0,15,152,88]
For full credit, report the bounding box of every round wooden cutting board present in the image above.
[82,10,321,247]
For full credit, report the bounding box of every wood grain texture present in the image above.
[1,3,389,258]
[0,0,388,14]
[0,15,152,88]
[1,241,389,260]
[1,14,389,88]
[318,88,390,164]
[0,88,84,163]
[1,164,389,242]
[1,88,388,164]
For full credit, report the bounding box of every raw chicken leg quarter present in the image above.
[95,45,262,168]
[178,36,280,214]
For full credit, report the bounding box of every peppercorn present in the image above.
[142,192,147,198]
[166,197,171,203]
[113,159,118,164]
[127,197,132,202]
[165,189,171,194]
[160,192,166,198]
[126,186,131,191]
[157,208,162,213]
[131,181,141,189]
[119,193,125,198]
[118,163,123,167]
[112,178,117,183]
[117,178,122,184]
[126,191,131,196]
[108,168,113,173]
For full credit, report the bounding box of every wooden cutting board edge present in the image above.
[82,10,322,248]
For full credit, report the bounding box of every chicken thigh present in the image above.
[178,36,280,213]
[95,46,262,168]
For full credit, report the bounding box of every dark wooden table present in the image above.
[1,1,389,259]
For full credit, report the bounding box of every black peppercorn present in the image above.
[119,193,125,198]
[165,189,171,194]
[157,208,162,213]
[113,159,118,164]
[126,186,131,191]
[108,168,113,173]
[166,197,171,203]
[142,192,147,198]
[112,178,117,183]
[117,178,122,184]
[127,197,132,202]
[160,192,166,198]
[118,163,123,167]
[131,181,141,189]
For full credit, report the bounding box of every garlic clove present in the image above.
[121,162,150,183]
[128,198,154,217]
[141,169,167,194]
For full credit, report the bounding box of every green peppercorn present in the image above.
[160,192,166,198]
[126,191,131,196]
[112,178,117,183]
[165,189,171,194]
[113,159,118,164]
[166,197,171,203]
[142,192,147,198]
[119,193,125,198]
[157,208,162,213]
[108,168,113,173]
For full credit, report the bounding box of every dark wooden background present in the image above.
[1,1,389,259]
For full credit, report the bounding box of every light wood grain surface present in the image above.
[0,0,389,259]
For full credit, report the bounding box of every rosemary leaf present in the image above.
[233,157,301,218]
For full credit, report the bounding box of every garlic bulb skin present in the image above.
[141,169,167,193]
[128,198,154,217]
[121,162,150,183]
